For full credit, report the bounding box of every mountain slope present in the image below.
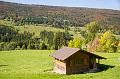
[0,1,120,27]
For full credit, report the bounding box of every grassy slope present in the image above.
[0,20,81,38]
[0,50,120,79]
[15,25,64,37]
[0,20,64,37]
[15,25,76,38]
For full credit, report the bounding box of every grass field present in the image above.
[0,50,120,79]
[15,25,64,37]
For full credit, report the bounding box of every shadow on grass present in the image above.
[0,64,8,67]
[98,64,115,72]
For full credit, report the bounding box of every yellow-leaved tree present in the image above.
[99,31,117,52]
[68,37,84,49]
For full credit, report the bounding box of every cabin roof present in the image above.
[50,47,106,60]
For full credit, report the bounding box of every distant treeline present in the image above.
[0,1,120,34]
[4,16,120,35]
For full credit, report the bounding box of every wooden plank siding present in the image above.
[54,51,96,74]
[66,51,90,74]
[54,59,66,74]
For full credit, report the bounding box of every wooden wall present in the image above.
[54,59,66,74]
[66,51,90,74]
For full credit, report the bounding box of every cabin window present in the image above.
[75,58,84,65]
[68,58,84,66]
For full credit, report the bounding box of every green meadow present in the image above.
[0,50,120,79]
[15,25,64,37]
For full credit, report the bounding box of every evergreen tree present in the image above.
[54,32,66,50]
[85,21,100,43]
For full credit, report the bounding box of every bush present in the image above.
[21,44,26,50]
[34,44,40,49]
[40,42,47,50]
[27,44,31,49]
[15,46,21,50]
[4,42,17,50]
[27,43,35,49]
[108,44,118,53]
[0,42,6,51]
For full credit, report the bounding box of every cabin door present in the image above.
[89,57,94,69]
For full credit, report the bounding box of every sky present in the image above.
[1,0,120,10]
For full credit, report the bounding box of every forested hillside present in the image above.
[0,1,120,31]
[0,1,120,52]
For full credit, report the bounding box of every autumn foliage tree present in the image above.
[98,31,117,52]
[68,37,84,49]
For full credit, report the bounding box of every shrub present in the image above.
[40,42,47,50]
[15,46,21,50]
[4,42,17,50]
[34,44,40,49]
[21,44,26,50]
[27,43,35,49]
[0,42,6,51]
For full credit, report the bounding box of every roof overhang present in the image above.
[50,47,107,60]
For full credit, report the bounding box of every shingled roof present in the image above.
[50,47,106,60]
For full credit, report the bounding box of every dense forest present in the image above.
[0,21,72,50]
[0,1,120,52]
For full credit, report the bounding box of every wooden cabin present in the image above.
[50,47,106,74]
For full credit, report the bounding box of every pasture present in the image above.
[15,25,64,37]
[0,50,120,79]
